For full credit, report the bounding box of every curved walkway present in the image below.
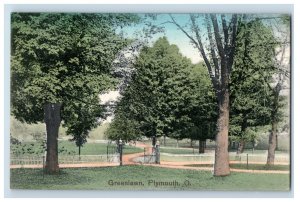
[122,142,152,164]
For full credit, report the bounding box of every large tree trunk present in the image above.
[267,121,278,165]
[236,140,245,155]
[199,139,206,154]
[214,88,230,176]
[44,103,61,174]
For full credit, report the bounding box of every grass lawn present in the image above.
[11,141,143,156]
[160,147,198,154]
[10,165,290,191]
[160,152,289,164]
[184,164,290,171]
[160,147,289,155]
[160,154,213,162]
[58,141,143,155]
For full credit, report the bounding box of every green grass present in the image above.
[231,164,290,170]
[160,152,289,163]
[57,141,143,155]
[145,138,200,148]
[228,149,289,155]
[160,154,213,162]
[160,147,289,155]
[184,164,290,171]
[160,147,198,154]
[10,166,290,191]
[11,141,143,156]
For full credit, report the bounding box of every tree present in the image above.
[11,13,139,173]
[63,101,104,156]
[230,18,277,154]
[183,63,217,153]
[229,15,290,161]
[105,105,142,143]
[264,15,290,165]
[106,37,196,145]
[168,14,239,176]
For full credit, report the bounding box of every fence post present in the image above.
[119,139,123,166]
[155,141,160,164]
[107,145,108,162]
[42,155,45,179]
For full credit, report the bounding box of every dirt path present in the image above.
[122,142,152,164]
[10,141,289,174]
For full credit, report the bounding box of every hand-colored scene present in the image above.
[10,13,290,191]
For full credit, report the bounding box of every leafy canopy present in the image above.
[230,18,278,142]
[107,37,217,142]
[11,13,139,143]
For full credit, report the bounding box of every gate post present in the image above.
[155,141,160,164]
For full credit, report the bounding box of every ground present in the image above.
[10,166,290,191]
[10,140,290,191]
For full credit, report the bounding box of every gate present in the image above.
[143,145,160,164]
[106,142,119,163]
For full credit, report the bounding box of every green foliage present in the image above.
[280,14,291,26]
[11,13,139,148]
[106,37,216,142]
[11,141,46,156]
[63,101,104,147]
[230,19,278,143]
[183,63,217,141]
[105,114,142,142]
[10,137,21,145]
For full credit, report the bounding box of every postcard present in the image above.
[9,11,291,192]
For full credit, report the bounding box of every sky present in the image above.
[119,14,205,64]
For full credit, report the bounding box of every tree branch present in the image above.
[189,14,218,91]
[221,14,229,46]
[228,14,238,71]
[210,14,225,59]
[205,14,220,84]
[169,14,218,91]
